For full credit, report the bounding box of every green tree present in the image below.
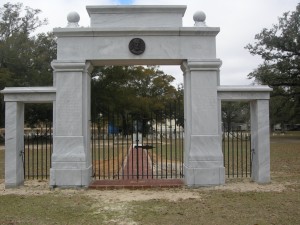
[245,3,300,128]
[222,102,250,132]
[91,66,182,134]
[91,66,178,113]
[0,2,47,40]
[0,2,56,127]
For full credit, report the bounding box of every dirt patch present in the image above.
[0,178,291,200]
[205,180,287,192]
[87,189,200,203]
[0,179,200,202]
[0,179,298,225]
[0,180,51,196]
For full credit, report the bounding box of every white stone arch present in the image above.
[1,5,272,188]
[49,5,225,187]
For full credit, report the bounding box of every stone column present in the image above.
[181,59,225,186]
[5,102,24,188]
[50,60,92,187]
[250,100,270,183]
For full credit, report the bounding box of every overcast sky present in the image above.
[5,0,299,86]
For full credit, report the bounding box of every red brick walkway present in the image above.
[121,146,153,179]
[89,146,184,189]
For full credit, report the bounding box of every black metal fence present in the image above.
[91,105,184,180]
[0,116,254,181]
[222,128,252,178]
[23,124,53,180]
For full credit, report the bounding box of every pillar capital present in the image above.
[51,60,93,73]
[180,61,189,73]
[185,59,222,71]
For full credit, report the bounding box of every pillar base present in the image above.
[184,165,225,186]
[50,165,92,188]
[5,180,24,189]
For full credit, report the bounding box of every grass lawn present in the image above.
[0,132,299,225]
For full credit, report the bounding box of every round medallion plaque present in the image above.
[129,38,146,55]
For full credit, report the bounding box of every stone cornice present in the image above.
[86,5,187,16]
[1,87,56,102]
[217,85,272,92]
[217,85,273,100]
[53,27,220,37]
[1,87,56,94]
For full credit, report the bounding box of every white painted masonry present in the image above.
[1,87,56,187]
[218,86,272,183]
[0,5,272,188]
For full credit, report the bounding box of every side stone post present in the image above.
[182,59,225,186]
[250,100,271,183]
[50,60,92,187]
[5,102,24,188]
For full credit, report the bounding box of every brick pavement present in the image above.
[89,146,184,189]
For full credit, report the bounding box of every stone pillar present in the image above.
[50,60,92,187]
[250,100,270,183]
[5,102,24,188]
[181,59,225,186]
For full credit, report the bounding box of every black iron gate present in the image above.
[23,123,53,180]
[222,128,252,178]
[91,105,184,180]
[16,109,251,180]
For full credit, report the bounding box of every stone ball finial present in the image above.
[67,11,80,28]
[193,11,207,27]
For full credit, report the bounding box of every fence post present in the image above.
[250,100,270,183]
[4,102,24,188]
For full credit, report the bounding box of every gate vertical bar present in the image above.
[141,118,144,179]
[32,132,35,180]
[36,130,39,179]
[222,124,225,173]
[246,131,248,177]
[41,127,44,179]
[227,129,230,177]
[102,114,105,179]
[151,112,154,178]
[160,112,163,179]
[236,130,239,177]
[165,107,168,178]
[108,109,110,179]
[250,136,252,177]
[97,117,100,179]
[155,113,158,179]
[241,129,243,177]
[112,111,115,179]
[131,116,134,179]
[91,116,94,177]
[121,115,124,180]
[46,124,48,179]
[126,113,130,179]
[117,113,119,179]
[232,130,234,177]
[174,102,178,178]
[26,133,29,179]
[136,120,139,179]
[23,137,26,179]
[170,104,173,179]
